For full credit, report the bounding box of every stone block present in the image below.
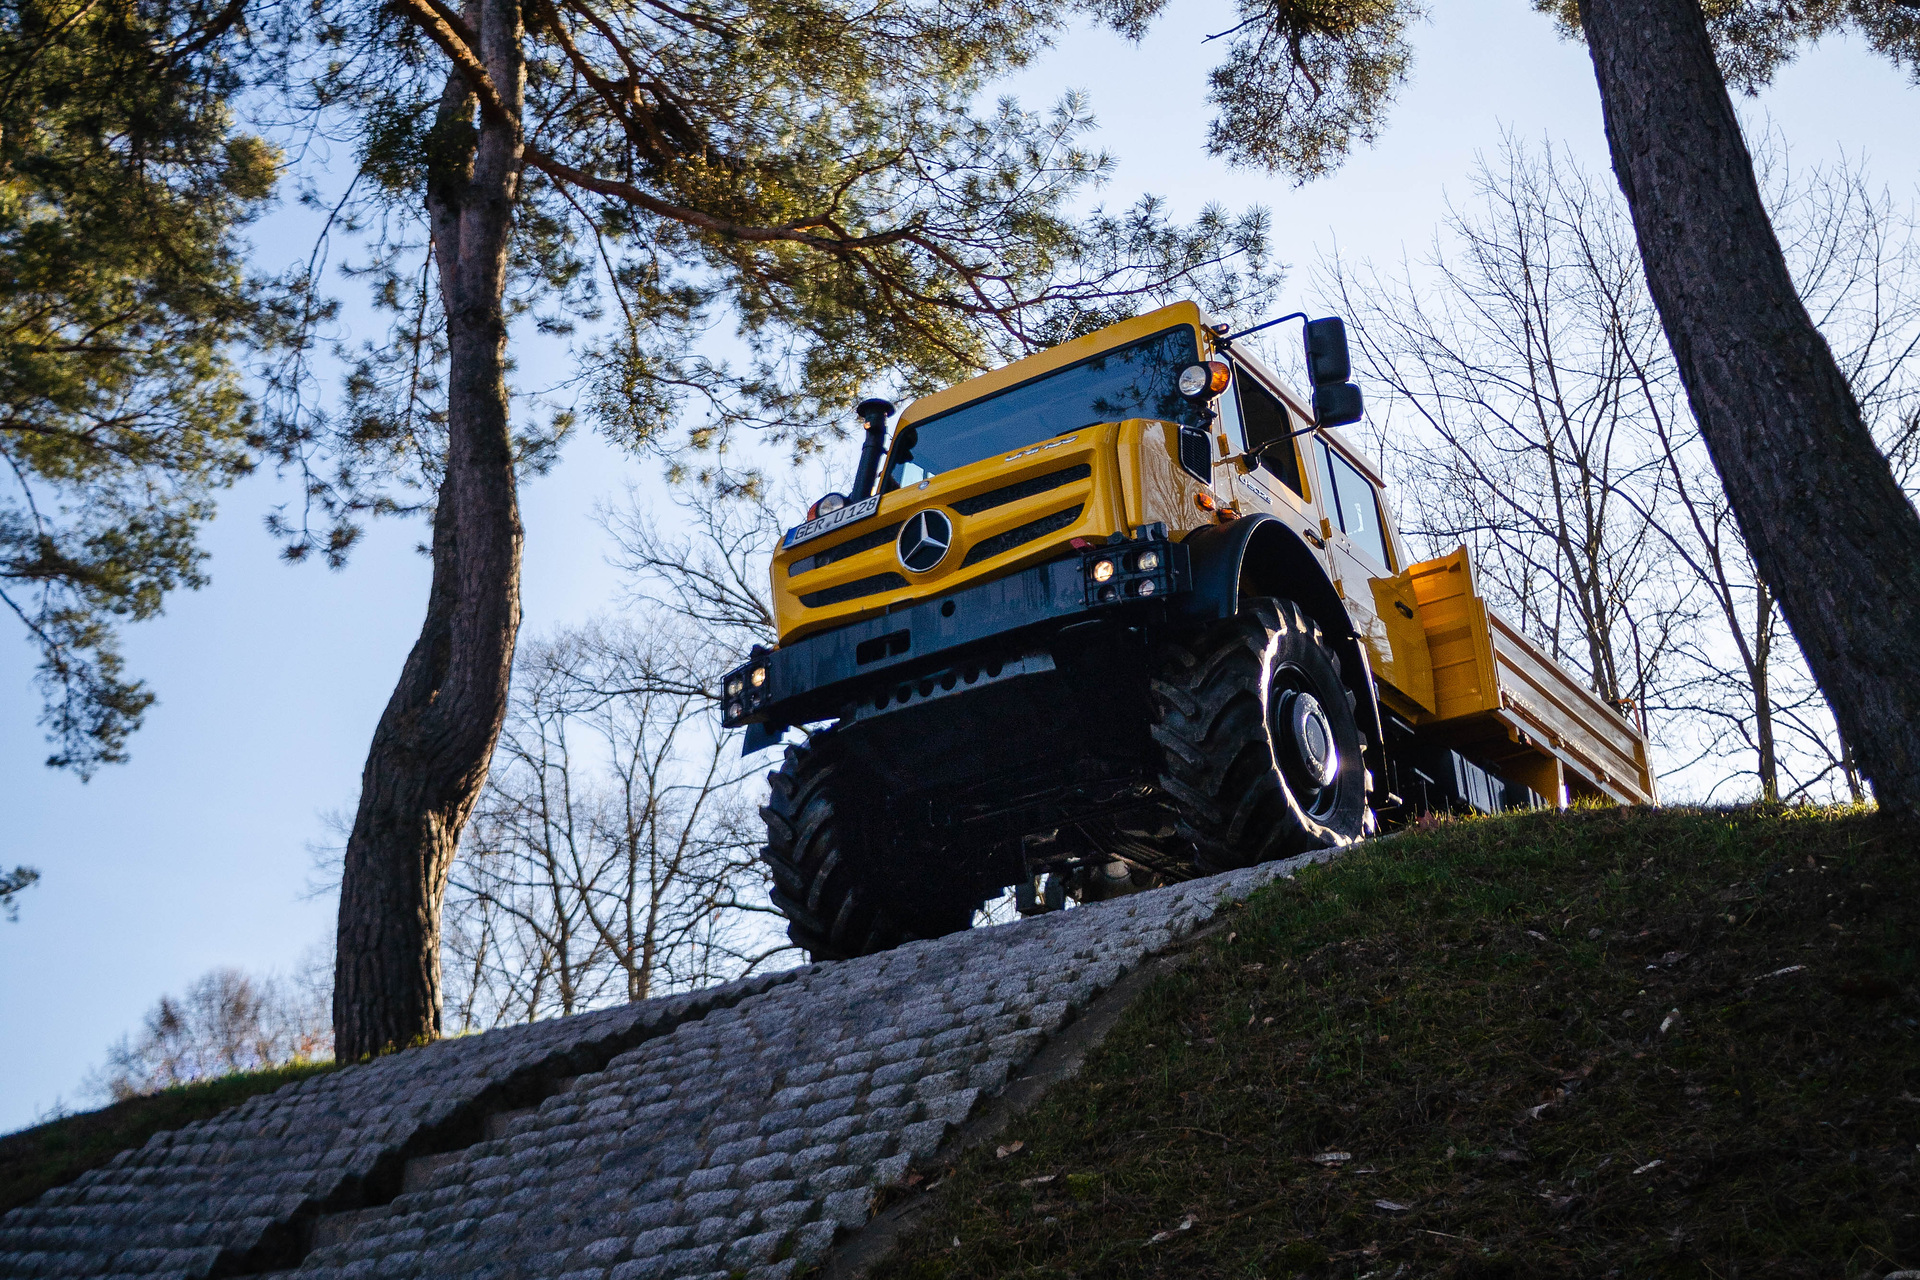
[737,1152,793,1184]
[820,1187,873,1230]
[679,1165,736,1195]
[657,1242,726,1274]
[806,1163,867,1194]
[868,1059,921,1089]
[786,1144,840,1179]
[870,1152,912,1186]
[723,1229,788,1267]
[787,1219,838,1264]
[739,1179,796,1211]
[755,1199,814,1232]
[609,1257,666,1280]
[922,1089,981,1127]
[627,1224,694,1257]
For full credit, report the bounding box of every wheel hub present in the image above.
[1280,691,1338,789]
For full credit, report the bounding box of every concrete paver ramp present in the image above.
[2,854,1328,1280]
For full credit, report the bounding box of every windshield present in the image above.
[886,324,1205,488]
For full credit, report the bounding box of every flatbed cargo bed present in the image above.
[1409,547,1656,807]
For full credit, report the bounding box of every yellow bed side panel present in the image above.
[1408,547,1501,720]
[1368,571,1437,713]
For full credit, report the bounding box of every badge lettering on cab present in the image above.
[782,493,883,549]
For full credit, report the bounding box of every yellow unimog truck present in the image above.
[720,301,1655,960]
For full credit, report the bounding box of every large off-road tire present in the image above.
[1151,596,1370,873]
[760,732,983,962]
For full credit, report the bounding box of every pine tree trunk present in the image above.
[332,0,525,1060]
[1577,0,1920,820]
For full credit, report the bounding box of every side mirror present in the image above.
[1304,317,1351,386]
[1312,382,1364,428]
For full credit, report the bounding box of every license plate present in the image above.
[781,493,882,549]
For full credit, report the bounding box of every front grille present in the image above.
[950,463,1092,516]
[960,505,1083,567]
[789,522,903,577]
[799,572,908,608]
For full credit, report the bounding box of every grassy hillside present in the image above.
[872,805,1918,1279]
[0,1061,337,1215]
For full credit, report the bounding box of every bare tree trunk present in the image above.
[1753,579,1778,802]
[333,0,525,1059]
[1578,0,1920,819]
[1841,731,1866,804]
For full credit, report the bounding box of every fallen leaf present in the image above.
[1526,930,1547,941]
[1019,1174,1057,1187]
[1374,1200,1411,1212]
[996,1141,1024,1159]
[1588,927,1603,939]
[1755,964,1807,981]
[1632,1159,1664,1175]
[1226,931,1237,944]
[1659,1009,1681,1034]
[1242,963,1265,972]
[1147,1214,1198,1244]
[1310,1151,1352,1164]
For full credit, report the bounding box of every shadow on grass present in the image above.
[872,804,1919,1280]
[0,1060,338,1215]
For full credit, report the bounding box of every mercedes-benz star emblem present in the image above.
[897,509,953,573]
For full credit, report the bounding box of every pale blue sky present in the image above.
[4,0,1916,1132]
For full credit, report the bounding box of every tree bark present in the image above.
[1577,0,1920,820]
[332,0,525,1059]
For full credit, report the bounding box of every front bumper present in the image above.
[720,530,1188,733]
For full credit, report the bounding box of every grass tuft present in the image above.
[871,805,1920,1279]
[0,1060,338,1215]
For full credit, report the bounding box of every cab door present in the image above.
[1217,361,1327,556]
[1310,437,1437,713]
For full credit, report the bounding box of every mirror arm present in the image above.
[1217,311,1308,346]
[1222,419,1322,469]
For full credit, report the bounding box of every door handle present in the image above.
[1395,600,1415,619]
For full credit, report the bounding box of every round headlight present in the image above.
[1092,559,1116,583]
[750,667,767,688]
[809,492,849,519]
[1176,360,1232,400]
[1134,578,1157,596]
[726,677,745,696]
[1133,549,1161,573]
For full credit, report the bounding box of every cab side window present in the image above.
[1317,439,1392,569]
[1234,372,1304,497]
